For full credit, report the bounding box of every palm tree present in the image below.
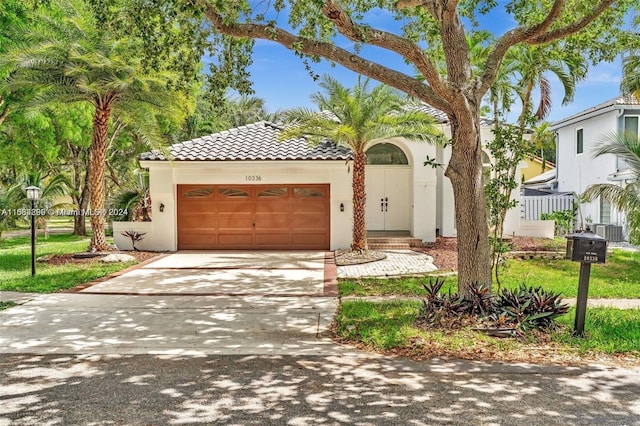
[621,51,640,101]
[621,14,640,101]
[110,169,151,222]
[281,75,439,252]
[507,45,588,126]
[3,0,186,251]
[529,122,556,170]
[583,132,640,244]
[7,171,72,237]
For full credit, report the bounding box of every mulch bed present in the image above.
[40,251,160,266]
[416,236,564,272]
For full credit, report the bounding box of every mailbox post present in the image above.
[565,229,607,337]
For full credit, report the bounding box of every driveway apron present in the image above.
[80,251,332,296]
[0,251,345,356]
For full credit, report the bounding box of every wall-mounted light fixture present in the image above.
[340,202,344,212]
[159,203,165,213]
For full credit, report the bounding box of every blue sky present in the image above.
[240,6,626,124]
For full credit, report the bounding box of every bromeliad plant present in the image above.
[417,278,569,335]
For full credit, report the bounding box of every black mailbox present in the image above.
[565,229,607,264]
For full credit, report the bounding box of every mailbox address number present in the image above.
[583,255,599,262]
[245,175,262,182]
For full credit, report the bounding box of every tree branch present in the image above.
[529,0,617,44]
[321,0,449,98]
[0,98,10,128]
[478,0,614,98]
[201,2,452,114]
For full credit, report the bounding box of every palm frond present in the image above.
[592,131,640,173]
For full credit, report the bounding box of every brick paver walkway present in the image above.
[337,250,439,278]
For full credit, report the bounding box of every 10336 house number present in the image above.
[245,175,263,181]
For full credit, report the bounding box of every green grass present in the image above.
[335,300,423,348]
[0,233,136,293]
[554,307,640,353]
[339,249,640,299]
[338,276,456,297]
[500,250,640,298]
[335,300,640,358]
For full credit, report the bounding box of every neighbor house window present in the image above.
[600,197,612,224]
[624,116,639,137]
[576,128,584,155]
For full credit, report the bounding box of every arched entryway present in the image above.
[364,142,412,231]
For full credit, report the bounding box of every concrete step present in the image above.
[367,237,423,248]
[368,243,411,250]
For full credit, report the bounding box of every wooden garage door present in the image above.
[177,184,330,250]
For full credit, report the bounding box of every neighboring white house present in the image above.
[551,95,640,239]
[115,107,523,251]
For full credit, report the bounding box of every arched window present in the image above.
[365,143,409,165]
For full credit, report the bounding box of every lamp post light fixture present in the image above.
[25,186,41,277]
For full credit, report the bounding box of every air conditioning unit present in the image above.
[595,225,624,242]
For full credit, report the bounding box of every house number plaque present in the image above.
[245,175,263,181]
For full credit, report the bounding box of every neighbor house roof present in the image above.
[551,95,640,129]
[523,168,556,186]
[139,121,352,161]
[412,104,495,126]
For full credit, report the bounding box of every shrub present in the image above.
[416,279,570,335]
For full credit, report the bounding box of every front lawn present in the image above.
[334,300,640,364]
[0,234,137,293]
[339,249,640,299]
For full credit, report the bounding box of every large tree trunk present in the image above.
[351,150,368,252]
[445,113,492,297]
[88,102,112,251]
[74,184,90,236]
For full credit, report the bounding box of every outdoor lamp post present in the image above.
[25,186,41,276]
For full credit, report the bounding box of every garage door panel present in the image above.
[180,201,215,213]
[290,214,328,229]
[217,215,253,229]
[254,214,290,229]
[180,214,218,229]
[179,231,218,249]
[255,202,290,213]
[217,201,253,214]
[292,203,327,214]
[291,233,328,246]
[217,233,253,246]
[255,233,291,246]
[178,184,329,250]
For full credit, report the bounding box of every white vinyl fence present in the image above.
[521,194,575,220]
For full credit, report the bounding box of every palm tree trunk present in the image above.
[88,101,112,251]
[351,150,368,252]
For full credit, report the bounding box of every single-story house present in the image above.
[115,110,523,251]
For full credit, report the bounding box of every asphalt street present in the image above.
[2,353,639,425]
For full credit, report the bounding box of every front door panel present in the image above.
[365,168,411,231]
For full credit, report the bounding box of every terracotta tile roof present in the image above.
[139,121,352,162]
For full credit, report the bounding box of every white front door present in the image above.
[365,167,411,230]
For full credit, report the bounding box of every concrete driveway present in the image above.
[0,251,343,356]
[79,251,336,296]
